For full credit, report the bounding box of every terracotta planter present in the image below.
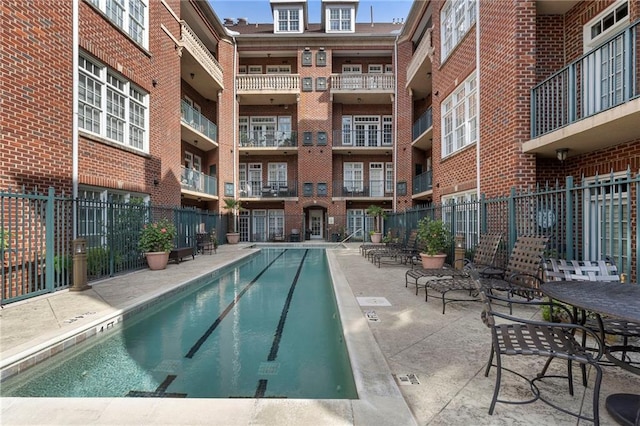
[145,251,169,270]
[420,253,447,269]
[226,233,240,244]
[370,232,382,243]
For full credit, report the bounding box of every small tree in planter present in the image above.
[417,217,452,269]
[366,205,386,243]
[223,198,244,244]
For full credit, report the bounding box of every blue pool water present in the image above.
[1,249,357,399]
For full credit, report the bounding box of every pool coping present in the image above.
[1,247,416,425]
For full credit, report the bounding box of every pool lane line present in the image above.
[267,249,309,362]
[185,249,288,359]
[254,379,268,398]
[127,375,187,398]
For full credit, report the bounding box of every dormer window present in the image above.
[275,7,302,33]
[329,7,353,32]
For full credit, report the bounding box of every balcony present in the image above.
[412,170,433,200]
[405,27,434,99]
[332,130,393,154]
[238,131,298,156]
[411,107,433,150]
[236,75,300,105]
[238,181,298,200]
[180,21,224,98]
[180,167,218,200]
[524,21,640,158]
[181,100,218,151]
[330,74,395,104]
[332,181,393,199]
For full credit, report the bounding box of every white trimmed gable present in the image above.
[322,0,358,33]
[270,0,308,34]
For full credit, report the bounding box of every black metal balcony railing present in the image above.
[332,130,393,147]
[180,166,218,196]
[239,131,297,148]
[332,180,392,197]
[239,181,298,198]
[412,107,433,140]
[413,170,433,194]
[181,100,218,142]
[531,21,639,138]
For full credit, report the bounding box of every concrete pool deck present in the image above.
[1,243,639,425]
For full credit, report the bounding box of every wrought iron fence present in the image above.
[2,170,639,304]
[386,171,639,282]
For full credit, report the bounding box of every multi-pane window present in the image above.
[329,7,353,32]
[587,1,628,48]
[344,162,364,191]
[78,55,149,152]
[276,8,300,32]
[90,0,148,47]
[78,57,102,134]
[441,0,476,61]
[385,163,394,193]
[78,187,149,247]
[268,210,285,238]
[442,191,478,250]
[268,163,287,187]
[441,72,477,156]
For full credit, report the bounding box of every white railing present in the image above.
[406,27,434,83]
[180,21,223,85]
[330,74,395,91]
[236,74,300,92]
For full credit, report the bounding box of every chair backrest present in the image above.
[543,258,620,282]
[405,230,418,248]
[472,233,502,267]
[504,235,550,290]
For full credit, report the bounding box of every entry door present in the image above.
[310,210,323,240]
[370,163,384,197]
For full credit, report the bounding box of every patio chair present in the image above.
[455,233,503,278]
[406,235,547,313]
[477,235,550,300]
[196,231,217,255]
[542,257,640,375]
[369,230,417,268]
[471,270,604,424]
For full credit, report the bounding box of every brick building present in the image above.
[2,0,639,245]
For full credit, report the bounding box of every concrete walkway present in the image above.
[1,243,638,425]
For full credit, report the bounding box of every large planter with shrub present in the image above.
[417,217,452,270]
[145,251,169,270]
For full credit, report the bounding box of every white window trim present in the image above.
[583,0,629,53]
[78,54,149,153]
[326,6,355,33]
[87,0,148,48]
[274,6,303,34]
[440,0,477,61]
[248,65,263,74]
[441,71,477,157]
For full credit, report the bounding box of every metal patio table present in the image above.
[541,281,640,426]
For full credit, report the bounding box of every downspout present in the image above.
[475,0,481,233]
[72,0,79,239]
[393,32,399,213]
[232,35,238,233]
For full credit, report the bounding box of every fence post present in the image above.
[565,176,574,260]
[480,193,487,235]
[508,187,516,250]
[45,187,55,292]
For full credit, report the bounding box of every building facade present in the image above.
[2,0,639,245]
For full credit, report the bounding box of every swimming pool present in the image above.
[1,248,357,399]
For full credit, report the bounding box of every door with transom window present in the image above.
[370,163,384,197]
[310,210,323,239]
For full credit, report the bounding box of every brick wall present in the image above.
[1,1,73,193]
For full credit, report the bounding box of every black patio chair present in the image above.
[472,270,604,424]
[543,257,640,375]
[455,233,503,278]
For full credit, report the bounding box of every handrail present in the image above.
[339,228,362,248]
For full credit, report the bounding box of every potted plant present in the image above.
[223,198,244,244]
[138,218,176,270]
[366,205,386,243]
[416,217,451,269]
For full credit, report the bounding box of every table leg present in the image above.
[605,393,640,426]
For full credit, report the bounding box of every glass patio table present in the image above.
[541,281,640,426]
